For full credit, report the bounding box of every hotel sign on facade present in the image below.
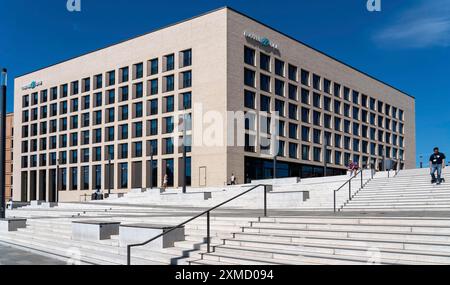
[243,31,279,50]
[22,81,43,91]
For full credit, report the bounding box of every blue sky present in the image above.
[1,0,449,166]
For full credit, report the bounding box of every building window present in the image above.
[275,100,285,117]
[70,167,78,190]
[260,95,270,112]
[165,54,175,72]
[119,124,128,140]
[313,147,321,162]
[288,84,297,101]
[133,82,143,99]
[275,59,285,77]
[149,99,158,115]
[71,81,79,95]
[244,90,255,109]
[181,92,192,110]
[289,143,298,158]
[119,105,128,121]
[164,117,174,133]
[288,64,297,81]
[302,145,310,160]
[301,108,310,123]
[148,58,158,76]
[164,75,174,92]
[61,84,68,97]
[244,68,255,88]
[164,138,174,154]
[275,79,284,97]
[244,47,255,66]
[94,74,102,89]
[149,119,158,136]
[133,142,143,157]
[302,126,310,142]
[134,102,143,118]
[149,79,158,95]
[289,123,298,139]
[119,144,128,159]
[289,104,297,120]
[260,53,270,71]
[181,49,192,67]
[82,78,90,93]
[119,163,128,189]
[181,71,192,88]
[164,96,174,113]
[120,67,129,83]
[133,122,143,138]
[107,70,115,86]
[260,74,271,92]
[134,63,143,79]
[301,69,310,86]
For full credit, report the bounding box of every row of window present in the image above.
[245,117,405,147]
[22,71,192,112]
[22,50,191,107]
[244,46,405,121]
[244,91,405,134]
[23,157,190,190]
[21,114,192,149]
[22,93,192,127]
[244,135,404,164]
[21,137,192,168]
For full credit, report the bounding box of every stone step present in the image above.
[342,204,450,210]
[0,233,126,265]
[241,226,450,243]
[259,217,450,226]
[224,233,450,263]
[347,201,450,206]
[188,258,238,265]
[211,244,440,265]
[229,233,450,253]
[199,251,302,265]
[251,222,450,235]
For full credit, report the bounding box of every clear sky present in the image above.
[1,0,449,166]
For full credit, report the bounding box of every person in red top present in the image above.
[348,160,359,177]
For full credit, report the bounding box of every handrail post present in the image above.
[263,185,268,217]
[333,191,336,213]
[361,169,363,189]
[127,246,131,265]
[207,211,211,253]
[349,179,352,200]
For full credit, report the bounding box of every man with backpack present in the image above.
[430,147,446,185]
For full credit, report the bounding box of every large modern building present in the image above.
[13,7,416,202]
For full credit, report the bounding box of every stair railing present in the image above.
[333,168,374,212]
[126,184,272,265]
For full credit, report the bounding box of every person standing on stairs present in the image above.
[430,147,446,185]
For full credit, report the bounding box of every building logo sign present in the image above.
[244,31,279,50]
[22,81,43,91]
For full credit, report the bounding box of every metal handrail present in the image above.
[333,168,373,212]
[126,184,271,265]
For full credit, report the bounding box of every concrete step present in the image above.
[259,217,450,226]
[251,222,450,235]
[242,226,450,243]
[223,234,450,259]
[211,244,441,265]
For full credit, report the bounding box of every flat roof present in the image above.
[16,6,414,99]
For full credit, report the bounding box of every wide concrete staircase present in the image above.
[3,167,450,265]
[343,168,450,211]
[190,216,450,265]
[1,205,259,265]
